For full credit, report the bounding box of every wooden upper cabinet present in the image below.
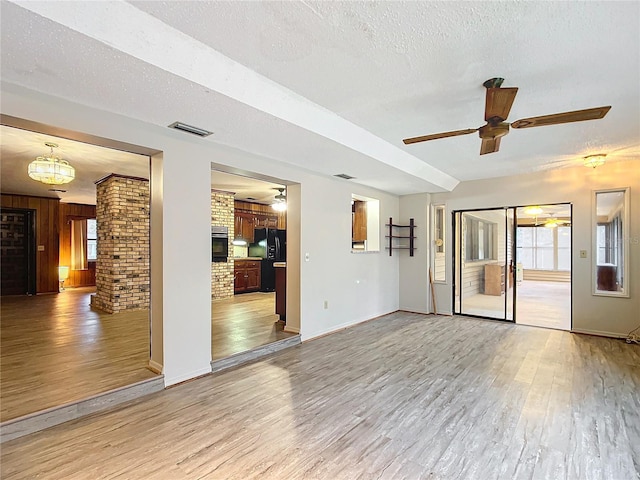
[234,200,285,242]
[234,212,256,243]
[352,200,367,242]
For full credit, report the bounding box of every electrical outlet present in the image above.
[323,300,328,309]
[580,250,587,258]
[305,252,310,262]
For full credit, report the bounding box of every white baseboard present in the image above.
[571,328,626,339]
[284,325,300,334]
[164,366,212,387]
[301,310,396,342]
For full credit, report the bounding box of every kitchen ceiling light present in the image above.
[28,142,75,185]
[583,154,606,168]
[272,187,286,211]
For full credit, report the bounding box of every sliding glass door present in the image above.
[453,208,515,321]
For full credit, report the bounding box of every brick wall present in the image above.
[93,174,150,313]
[211,190,234,299]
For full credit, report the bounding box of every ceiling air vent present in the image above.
[168,121,213,137]
[334,173,355,180]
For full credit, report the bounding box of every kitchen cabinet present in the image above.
[234,213,255,243]
[352,200,367,242]
[234,212,279,243]
[234,259,261,293]
[253,215,278,229]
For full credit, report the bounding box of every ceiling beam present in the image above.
[10,0,459,192]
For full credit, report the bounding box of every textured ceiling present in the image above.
[1,1,639,194]
[0,125,148,204]
[0,125,284,205]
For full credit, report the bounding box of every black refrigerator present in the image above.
[249,228,286,292]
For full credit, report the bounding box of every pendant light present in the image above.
[583,154,606,169]
[28,142,75,185]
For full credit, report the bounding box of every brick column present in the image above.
[211,190,234,299]
[93,174,150,313]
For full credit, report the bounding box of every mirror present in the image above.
[593,188,629,297]
[351,194,380,252]
[433,205,446,282]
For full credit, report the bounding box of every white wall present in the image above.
[400,161,640,337]
[1,82,400,384]
[398,194,431,313]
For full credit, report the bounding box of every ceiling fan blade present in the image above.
[511,106,611,129]
[403,128,477,145]
[485,87,518,122]
[480,137,501,155]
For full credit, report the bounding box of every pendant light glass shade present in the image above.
[28,143,75,185]
[583,154,606,169]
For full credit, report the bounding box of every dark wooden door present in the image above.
[1,208,36,295]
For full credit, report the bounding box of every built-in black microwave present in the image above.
[212,226,229,262]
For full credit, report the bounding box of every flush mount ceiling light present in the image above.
[523,205,544,215]
[28,142,75,185]
[583,154,606,168]
[272,187,286,212]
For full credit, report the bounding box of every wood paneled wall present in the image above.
[1,194,60,294]
[234,200,286,229]
[59,203,97,288]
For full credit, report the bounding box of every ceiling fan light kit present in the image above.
[403,77,611,155]
[271,187,286,211]
[28,142,76,185]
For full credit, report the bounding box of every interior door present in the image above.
[0,208,36,295]
[454,208,514,321]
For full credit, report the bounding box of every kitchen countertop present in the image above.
[234,257,263,261]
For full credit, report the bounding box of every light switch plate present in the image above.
[580,250,587,258]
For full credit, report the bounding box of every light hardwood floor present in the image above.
[516,280,571,330]
[459,281,571,330]
[0,288,156,422]
[1,289,294,422]
[211,292,295,360]
[2,312,638,479]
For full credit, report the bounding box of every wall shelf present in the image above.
[385,217,416,256]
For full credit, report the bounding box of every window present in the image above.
[464,217,496,261]
[87,218,97,261]
[433,205,446,282]
[516,226,570,271]
[594,188,629,297]
[71,218,97,270]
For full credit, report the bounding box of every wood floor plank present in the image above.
[1,312,638,479]
[1,289,294,422]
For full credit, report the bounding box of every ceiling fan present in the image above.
[403,78,611,155]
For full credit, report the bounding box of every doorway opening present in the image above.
[0,208,36,296]
[210,169,297,361]
[514,204,572,330]
[453,203,572,329]
[0,121,157,425]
